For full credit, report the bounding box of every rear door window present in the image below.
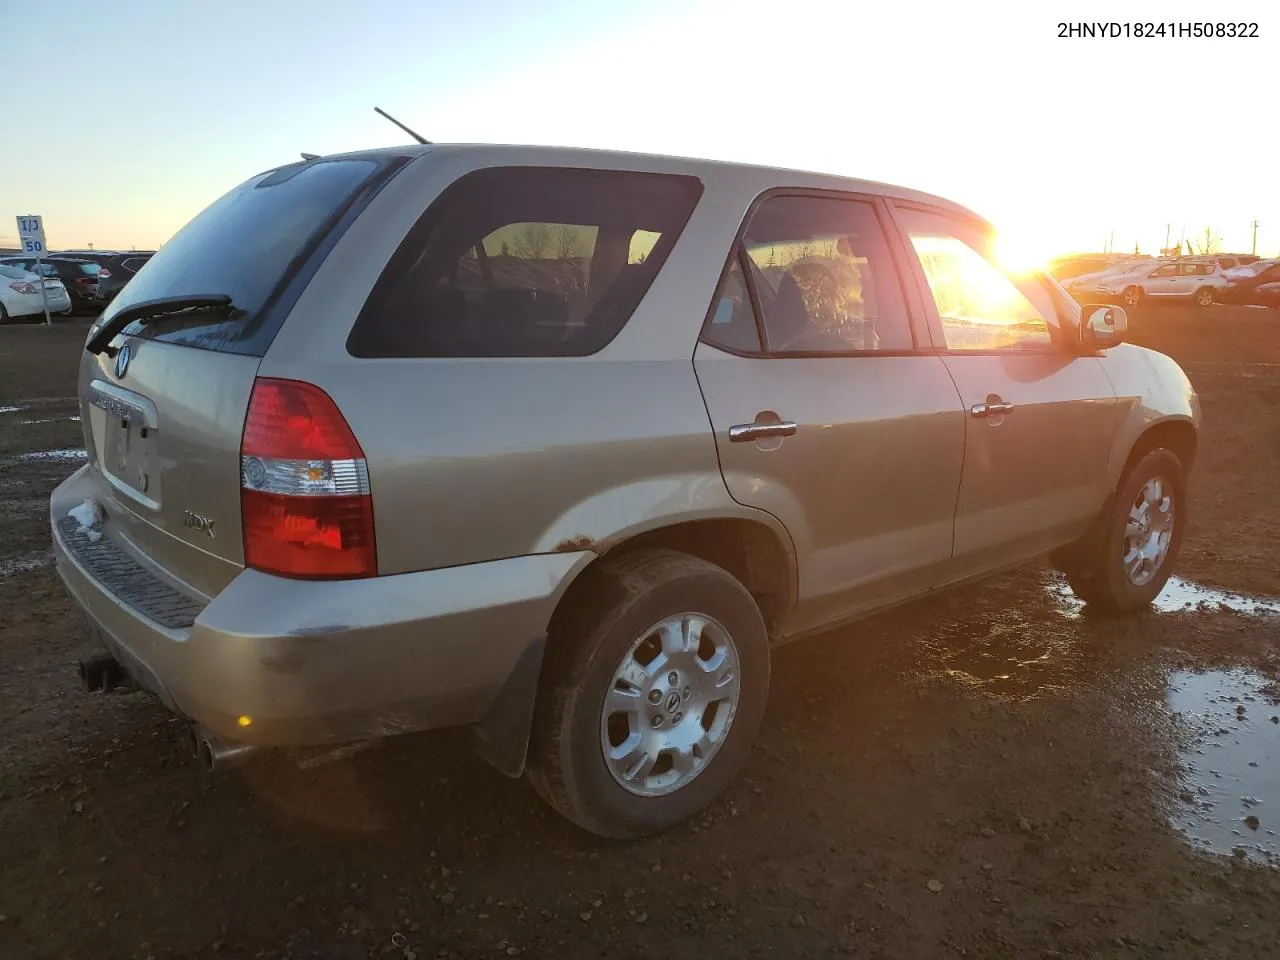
[102,156,407,356]
[347,167,702,358]
[737,195,913,353]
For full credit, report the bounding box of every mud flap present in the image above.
[471,635,546,778]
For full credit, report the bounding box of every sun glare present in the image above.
[994,229,1056,276]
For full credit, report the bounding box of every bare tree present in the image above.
[513,223,551,259]
[819,238,838,260]
[1192,226,1222,255]
[554,225,579,261]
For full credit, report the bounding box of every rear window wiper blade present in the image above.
[85,294,236,356]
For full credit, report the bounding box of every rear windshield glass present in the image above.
[347,166,703,358]
[0,264,33,280]
[105,156,405,356]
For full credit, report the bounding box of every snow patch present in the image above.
[0,405,25,414]
[18,448,87,462]
[69,499,104,542]
[0,548,54,579]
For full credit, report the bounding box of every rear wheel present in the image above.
[0,303,8,324]
[1061,448,1185,614]
[1194,287,1215,307]
[1122,286,1142,308]
[527,549,769,838]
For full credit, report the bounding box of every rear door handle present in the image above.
[729,421,798,442]
[969,400,1014,418]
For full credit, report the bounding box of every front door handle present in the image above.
[970,399,1014,418]
[729,421,798,442]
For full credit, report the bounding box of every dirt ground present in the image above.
[2,306,1279,960]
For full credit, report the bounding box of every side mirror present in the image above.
[1080,303,1128,349]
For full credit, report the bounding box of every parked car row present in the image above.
[1060,254,1277,308]
[0,249,154,315]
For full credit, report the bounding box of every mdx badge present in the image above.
[183,510,216,538]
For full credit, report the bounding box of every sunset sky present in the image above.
[1,0,1275,262]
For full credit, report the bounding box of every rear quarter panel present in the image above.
[257,147,795,575]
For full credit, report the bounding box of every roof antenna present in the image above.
[300,152,320,160]
[374,106,430,145]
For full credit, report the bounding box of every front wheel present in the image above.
[1194,287,1215,307]
[527,549,770,838]
[1062,448,1186,613]
[1121,286,1142,308]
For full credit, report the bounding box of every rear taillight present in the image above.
[240,378,376,579]
[8,281,36,294]
[98,268,111,279]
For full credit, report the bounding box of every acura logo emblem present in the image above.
[115,343,132,379]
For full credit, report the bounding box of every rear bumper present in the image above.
[52,465,590,748]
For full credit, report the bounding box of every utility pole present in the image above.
[1251,219,1260,256]
[1164,224,1171,252]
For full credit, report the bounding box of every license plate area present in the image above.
[87,379,161,507]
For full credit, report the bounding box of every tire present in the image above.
[0,303,8,324]
[1122,286,1142,308]
[1194,287,1215,307]
[527,548,770,838]
[1061,448,1186,614]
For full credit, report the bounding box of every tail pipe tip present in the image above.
[189,727,259,772]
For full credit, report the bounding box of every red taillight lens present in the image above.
[240,378,376,579]
[98,268,111,278]
[242,378,366,460]
[9,281,36,294]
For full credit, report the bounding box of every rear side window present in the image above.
[347,167,703,358]
[740,196,912,353]
[104,156,407,356]
[122,257,150,273]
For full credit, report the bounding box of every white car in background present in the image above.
[1062,258,1155,300]
[1094,259,1226,308]
[0,263,73,322]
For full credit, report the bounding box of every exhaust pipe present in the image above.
[188,726,259,772]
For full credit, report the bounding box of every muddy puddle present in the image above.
[939,576,1279,698]
[1168,669,1280,866]
[1049,575,1280,617]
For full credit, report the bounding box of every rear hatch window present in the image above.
[101,156,407,357]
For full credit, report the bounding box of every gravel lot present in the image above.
[2,306,1279,960]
